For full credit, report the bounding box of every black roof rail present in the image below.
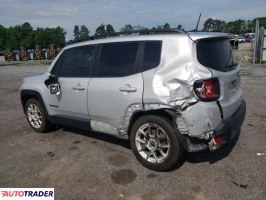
[72,28,185,44]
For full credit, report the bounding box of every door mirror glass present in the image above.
[49,83,60,95]
[45,75,60,95]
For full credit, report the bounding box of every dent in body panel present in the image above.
[88,36,222,139]
[119,104,143,136]
[143,36,222,138]
[180,102,222,137]
[90,119,121,136]
[152,36,211,106]
[90,104,143,139]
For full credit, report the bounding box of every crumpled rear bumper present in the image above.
[178,100,246,152]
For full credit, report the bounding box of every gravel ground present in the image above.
[0,64,265,200]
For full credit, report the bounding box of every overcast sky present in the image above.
[0,0,265,40]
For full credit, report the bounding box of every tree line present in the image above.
[0,22,66,51]
[0,17,265,51]
[68,23,185,44]
[203,17,266,34]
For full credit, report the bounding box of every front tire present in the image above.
[25,98,53,133]
[130,115,183,171]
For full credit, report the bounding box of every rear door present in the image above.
[196,38,242,119]
[87,41,143,131]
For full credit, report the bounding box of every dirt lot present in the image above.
[0,64,265,200]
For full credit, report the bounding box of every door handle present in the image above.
[119,85,137,93]
[72,84,85,91]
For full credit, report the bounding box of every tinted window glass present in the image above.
[197,38,234,72]
[95,42,138,77]
[54,45,95,77]
[143,41,162,71]
[51,53,63,75]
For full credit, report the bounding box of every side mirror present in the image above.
[49,83,60,95]
[45,75,61,95]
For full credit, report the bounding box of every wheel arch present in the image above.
[20,89,48,116]
[127,108,177,137]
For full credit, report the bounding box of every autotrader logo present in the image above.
[0,188,54,199]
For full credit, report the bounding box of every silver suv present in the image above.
[20,30,246,171]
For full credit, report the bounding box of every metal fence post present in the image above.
[253,19,259,64]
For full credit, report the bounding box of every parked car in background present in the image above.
[237,36,245,43]
[230,38,239,49]
[245,36,252,42]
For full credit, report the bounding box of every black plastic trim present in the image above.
[214,100,246,141]
[49,115,91,130]
[177,133,208,152]
[49,104,59,108]
[216,100,224,120]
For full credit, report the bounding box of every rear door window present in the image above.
[142,41,162,71]
[196,38,235,72]
[94,42,139,77]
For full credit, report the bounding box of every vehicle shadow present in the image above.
[61,126,131,150]
[61,126,240,170]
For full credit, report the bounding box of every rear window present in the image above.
[197,38,235,72]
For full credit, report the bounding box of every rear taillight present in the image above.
[193,78,220,101]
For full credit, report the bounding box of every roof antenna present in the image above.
[195,13,201,32]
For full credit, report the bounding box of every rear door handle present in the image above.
[119,85,137,93]
[72,84,85,91]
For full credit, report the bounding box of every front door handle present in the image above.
[119,85,137,93]
[72,84,85,91]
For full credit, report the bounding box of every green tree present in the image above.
[21,22,33,38]
[95,24,106,36]
[5,27,21,49]
[156,25,164,30]
[120,24,133,32]
[74,25,80,41]
[0,22,66,50]
[177,24,183,30]
[133,25,147,31]
[106,24,115,33]
[0,25,7,50]
[21,32,35,48]
[203,18,226,32]
[254,17,266,28]
[79,25,90,40]
[34,28,47,46]
[163,23,170,29]
[47,26,66,47]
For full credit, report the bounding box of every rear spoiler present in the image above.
[187,32,230,41]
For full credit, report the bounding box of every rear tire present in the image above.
[130,115,183,171]
[25,98,53,133]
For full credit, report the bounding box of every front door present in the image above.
[47,45,96,120]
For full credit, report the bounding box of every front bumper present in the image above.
[179,100,246,152]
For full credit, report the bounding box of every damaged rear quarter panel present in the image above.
[181,101,222,136]
[142,35,222,136]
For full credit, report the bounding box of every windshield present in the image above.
[196,38,236,72]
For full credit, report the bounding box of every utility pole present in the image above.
[253,19,259,64]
